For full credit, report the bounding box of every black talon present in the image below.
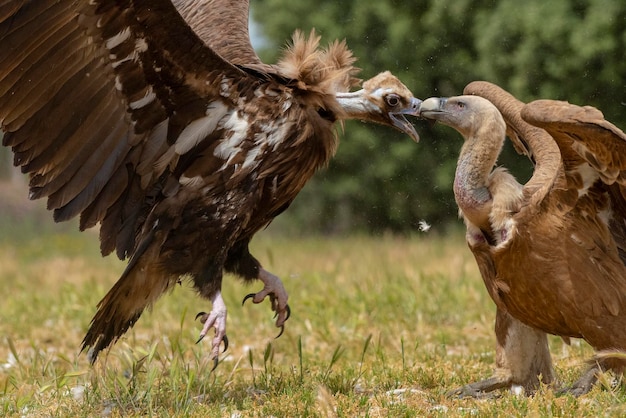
[275,325,285,339]
[242,293,256,306]
[222,334,229,352]
[195,311,207,322]
[211,357,219,372]
[196,334,205,344]
[274,303,291,320]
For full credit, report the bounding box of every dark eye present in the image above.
[385,94,400,107]
[456,101,465,109]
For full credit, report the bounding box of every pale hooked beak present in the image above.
[390,97,422,142]
[418,97,448,118]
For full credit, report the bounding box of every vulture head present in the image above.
[336,71,422,142]
[418,95,506,142]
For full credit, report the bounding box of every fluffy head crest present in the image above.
[275,29,360,94]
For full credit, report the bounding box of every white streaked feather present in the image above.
[135,38,148,53]
[114,75,123,91]
[175,101,229,154]
[220,78,232,98]
[242,144,263,170]
[179,175,205,188]
[105,28,131,50]
[572,163,600,197]
[214,112,250,162]
[129,87,156,110]
[111,51,138,69]
[266,120,292,150]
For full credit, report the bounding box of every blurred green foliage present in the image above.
[252,0,626,234]
[0,1,624,236]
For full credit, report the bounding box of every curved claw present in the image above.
[196,332,229,352]
[211,357,219,372]
[275,325,285,339]
[242,293,256,306]
[274,304,291,320]
[195,311,207,322]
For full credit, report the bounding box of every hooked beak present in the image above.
[418,97,448,119]
[390,97,422,142]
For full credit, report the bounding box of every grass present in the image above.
[1,213,626,416]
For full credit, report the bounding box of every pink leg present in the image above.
[243,268,291,336]
[196,290,228,370]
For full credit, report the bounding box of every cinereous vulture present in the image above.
[0,0,421,368]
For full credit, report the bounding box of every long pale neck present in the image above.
[454,128,504,211]
[334,90,375,119]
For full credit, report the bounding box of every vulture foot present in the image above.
[556,365,600,397]
[242,268,290,338]
[447,376,512,399]
[195,290,228,370]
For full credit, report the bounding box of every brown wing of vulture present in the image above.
[0,0,421,367]
[418,82,626,396]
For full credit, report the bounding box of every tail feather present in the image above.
[81,240,174,363]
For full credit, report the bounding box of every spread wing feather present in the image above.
[0,0,258,258]
[522,100,626,269]
[172,0,270,71]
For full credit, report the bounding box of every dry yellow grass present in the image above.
[0,215,624,416]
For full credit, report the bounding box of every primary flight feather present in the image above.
[0,0,421,367]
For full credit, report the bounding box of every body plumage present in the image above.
[0,0,420,365]
[419,82,626,396]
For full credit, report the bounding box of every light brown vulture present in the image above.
[0,0,421,367]
[418,82,626,396]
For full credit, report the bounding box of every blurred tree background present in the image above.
[1,0,624,235]
[250,0,626,235]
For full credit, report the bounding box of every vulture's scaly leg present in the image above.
[447,376,511,399]
[557,365,599,396]
[448,308,555,398]
[243,268,291,337]
[196,290,229,370]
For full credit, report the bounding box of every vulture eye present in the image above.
[456,101,466,109]
[385,94,401,108]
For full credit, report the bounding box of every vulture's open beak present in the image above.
[390,97,422,142]
[335,89,422,142]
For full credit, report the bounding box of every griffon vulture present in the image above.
[418,81,626,396]
[0,0,421,367]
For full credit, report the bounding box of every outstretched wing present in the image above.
[172,0,271,72]
[522,101,626,261]
[0,0,253,258]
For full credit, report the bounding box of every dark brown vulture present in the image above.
[0,0,421,367]
[418,82,626,396]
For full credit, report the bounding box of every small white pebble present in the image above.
[431,405,448,413]
[3,352,17,370]
[71,385,85,401]
[511,385,524,396]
